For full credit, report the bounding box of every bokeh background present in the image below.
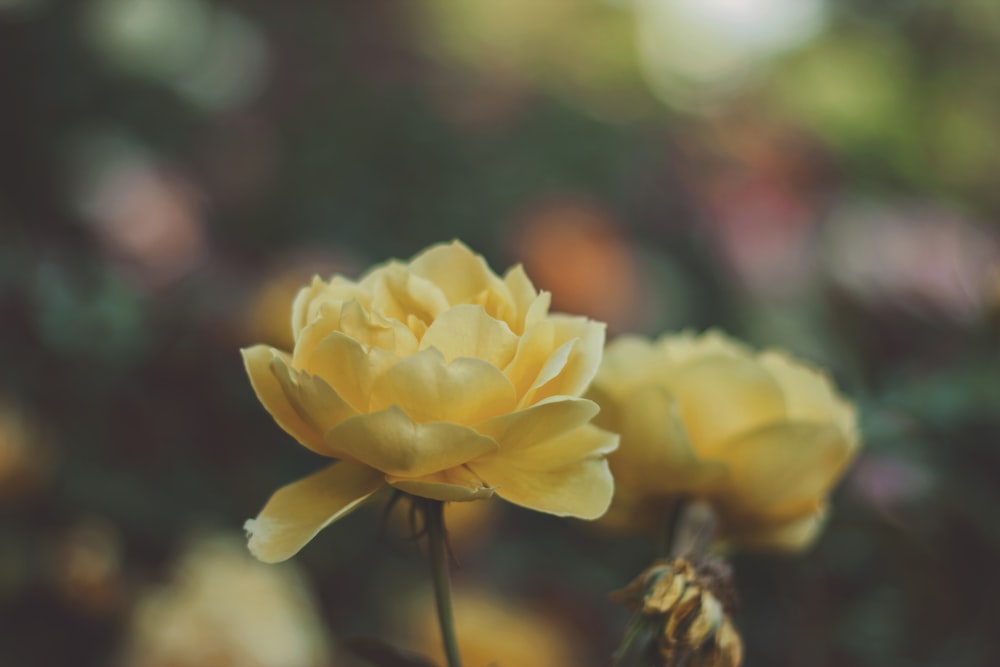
[2,0,1000,665]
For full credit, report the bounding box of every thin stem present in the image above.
[424,500,463,667]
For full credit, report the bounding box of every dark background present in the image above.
[2,0,999,665]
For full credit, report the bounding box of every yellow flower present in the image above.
[120,535,330,667]
[243,241,616,562]
[589,330,859,551]
[402,586,584,667]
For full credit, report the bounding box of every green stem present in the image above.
[425,500,463,667]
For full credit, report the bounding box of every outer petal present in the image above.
[475,396,600,453]
[242,345,325,454]
[325,406,499,477]
[386,466,495,501]
[714,421,853,520]
[759,351,859,452]
[604,385,726,494]
[471,451,614,520]
[666,354,786,456]
[245,461,385,563]
[419,304,519,368]
[371,348,517,424]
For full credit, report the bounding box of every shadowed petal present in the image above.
[325,407,499,477]
[269,362,359,446]
[245,461,385,563]
[386,466,495,501]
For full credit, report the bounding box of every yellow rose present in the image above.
[243,241,617,562]
[588,330,859,551]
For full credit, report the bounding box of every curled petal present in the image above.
[242,345,325,454]
[386,466,495,501]
[325,406,499,477]
[371,348,517,424]
[714,421,852,520]
[245,461,386,563]
[420,304,519,368]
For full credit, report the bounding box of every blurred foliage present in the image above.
[1,0,999,665]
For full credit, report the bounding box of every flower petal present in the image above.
[714,421,853,520]
[408,240,503,305]
[325,406,499,477]
[471,448,614,519]
[338,299,420,356]
[304,330,397,412]
[475,396,599,453]
[594,335,670,399]
[245,461,385,563]
[759,350,859,452]
[371,348,517,424]
[269,361,359,442]
[420,304,519,368]
[604,385,726,494]
[666,354,786,456]
[525,316,606,405]
[501,264,538,333]
[482,423,618,471]
[386,466,495,501]
[503,320,565,400]
[242,345,325,454]
[371,264,450,327]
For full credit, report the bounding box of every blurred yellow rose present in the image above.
[402,585,584,667]
[589,330,859,551]
[120,535,330,667]
[243,241,616,562]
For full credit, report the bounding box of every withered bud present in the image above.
[613,558,743,667]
